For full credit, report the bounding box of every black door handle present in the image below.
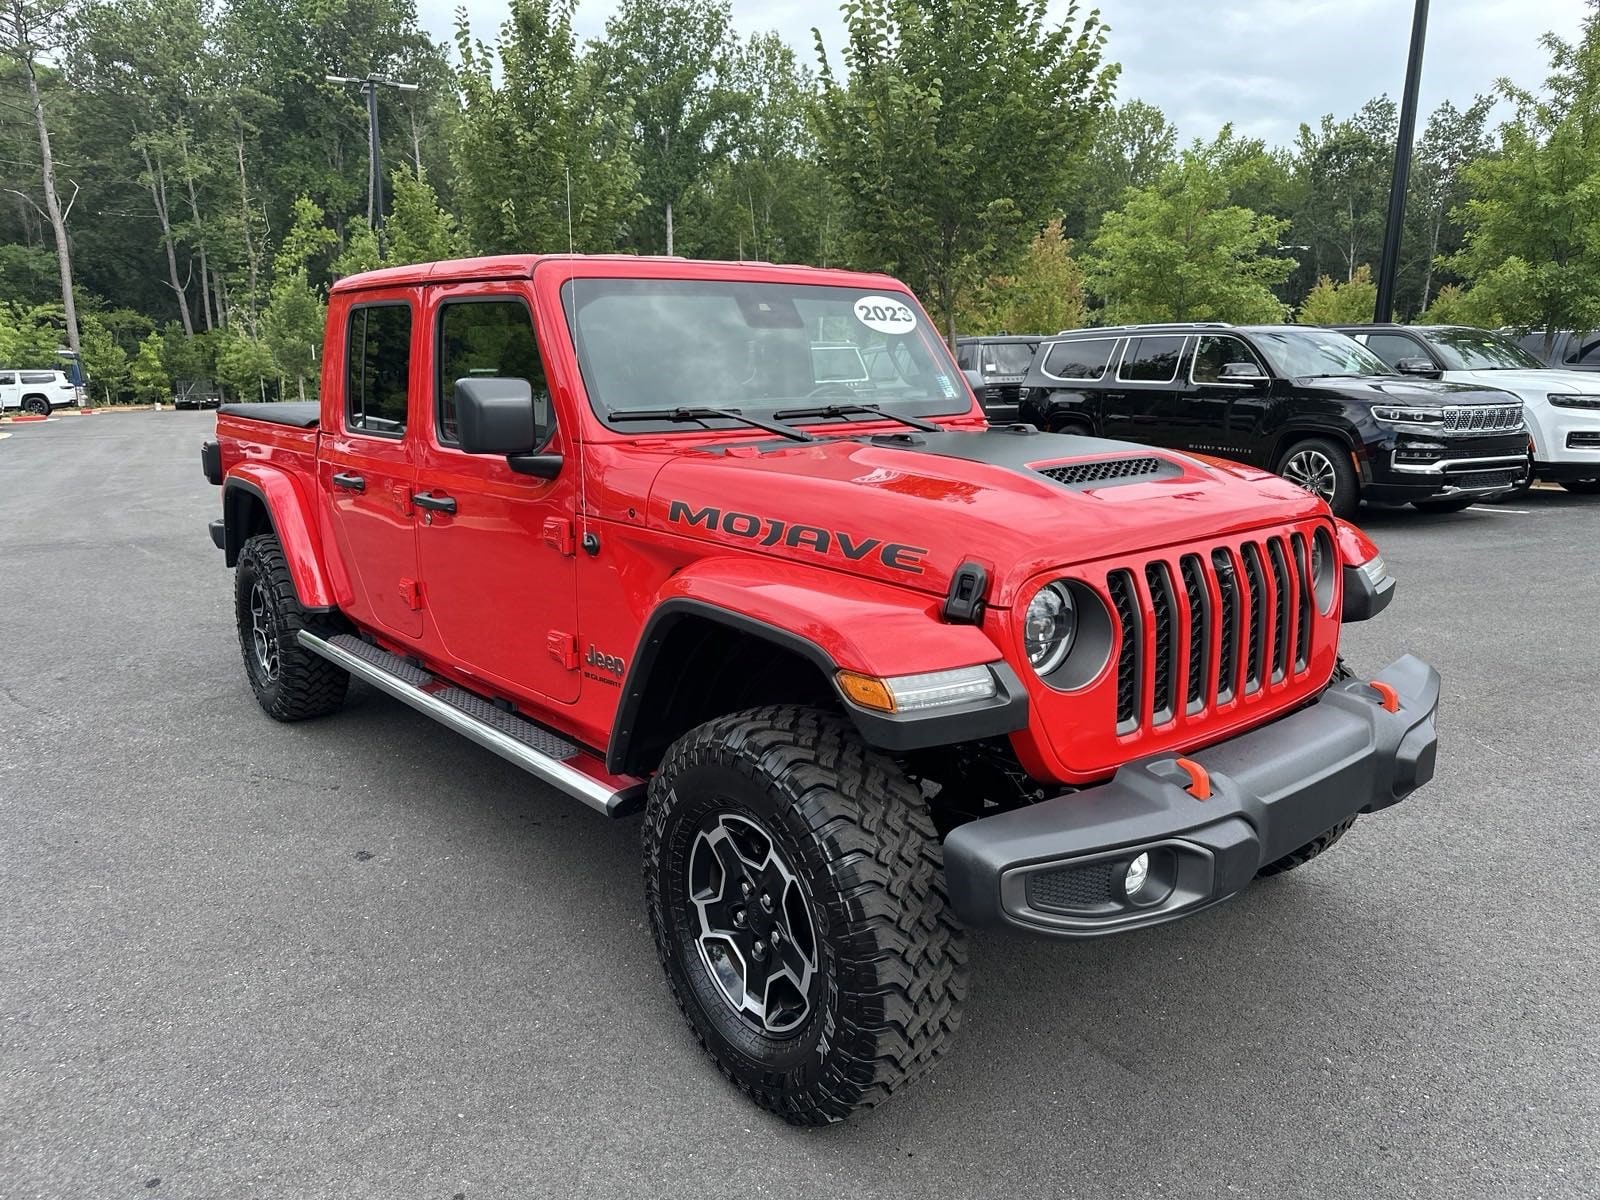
[331,472,366,492]
[412,492,457,514]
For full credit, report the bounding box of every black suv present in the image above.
[955,335,1043,422]
[1015,323,1529,515]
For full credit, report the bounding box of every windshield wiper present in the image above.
[607,406,815,443]
[773,402,943,433]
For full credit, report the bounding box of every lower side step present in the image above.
[299,630,645,817]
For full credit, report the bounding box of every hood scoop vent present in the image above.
[1035,456,1169,488]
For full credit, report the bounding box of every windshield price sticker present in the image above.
[853,295,918,335]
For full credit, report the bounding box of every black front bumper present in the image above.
[943,655,1440,937]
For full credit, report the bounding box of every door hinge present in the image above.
[400,578,424,610]
[548,631,579,670]
[543,517,576,557]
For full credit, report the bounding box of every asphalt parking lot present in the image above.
[3,412,1597,1199]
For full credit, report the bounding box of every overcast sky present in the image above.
[418,0,1591,146]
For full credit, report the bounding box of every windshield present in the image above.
[561,278,969,426]
[987,342,1037,374]
[1251,329,1393,378]
[1424,327,1547,371]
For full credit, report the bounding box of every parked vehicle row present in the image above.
[203,255,1440,1125]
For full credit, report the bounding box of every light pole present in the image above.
[1374,0,1430,322]
[325,74,420,237]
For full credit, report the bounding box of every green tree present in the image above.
[1403,97,1494,315]
[814,0,1116,343]
[383,169,464,265]
[260,196,334,398]
[1061,99,1177,242]
[129,331,170,402]
[1297,264,1380,324]
[215,327,275,400]
[961,218,1087,334]
[595,0,739,255]
[1288,98,1398,292]
[332,221,382,277]
[1087,147,1293,324]
[1449,11,1600,351]
[78,312,129,403]
[453,0,640,254]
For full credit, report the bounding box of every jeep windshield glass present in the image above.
[1423,328,1546,371]
[987,342,1037,375]
[1251,329,1393,379]
[560,278,970,429]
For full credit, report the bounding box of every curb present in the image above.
[1,414,50,424]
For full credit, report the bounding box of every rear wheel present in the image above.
[21,396,49,416]
[234,533,349,721]
[1411,496,1477,514]
[1560,479,1600,495]
[1276,437,1358,518]
[643,705,967,1125]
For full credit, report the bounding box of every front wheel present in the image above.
[1560,479,1600,495]
[1276,437,1359,518]
[643,705,967,1125]
[1411,496,1477,514]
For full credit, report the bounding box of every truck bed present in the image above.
[217,401,320,429]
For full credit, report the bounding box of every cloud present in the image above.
[421,0,1591,145]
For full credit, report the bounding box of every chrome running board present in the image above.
[298,630,645,817]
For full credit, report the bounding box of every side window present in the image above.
[436,299,549,445]
[1575,337,1600,367]
[1362,333,1426,370]
[0,372,15,386]
[1042,338,1117,381]
[1193,336,1266,383]
[346,305,412,436]
[1118,335,1187,383]
[955,343,976,370]
[21,371,56,384]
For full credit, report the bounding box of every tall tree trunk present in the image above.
[180,134,214,332]
[139,131,194,337]
[234,118,260,333]
[21,49,81,367]
[665,200,674,256]
[408,107,423,181]
[1420,203,1443,313]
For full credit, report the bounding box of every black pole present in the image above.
[1375,0,1429,322]
[365,79,384,234]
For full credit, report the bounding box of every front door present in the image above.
[413,285,581,705]
[322,295,424,639]
[1175,334,1272,461]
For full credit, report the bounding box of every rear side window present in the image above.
[436,299,548,444]
[1362,333,1426,370]
[346,305,412,436]
[1118,336,1187,382]
[21,371,56,384]
[1042,338,1117,380]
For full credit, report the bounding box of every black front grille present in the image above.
[1108,571,1140,730]
[1037,456,1163,486]
[1146,563,1176,722]
[1108,533,1316,735]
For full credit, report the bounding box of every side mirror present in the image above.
[1396,357,1441,378]
[455,376,561,478]
[1219,361,1267,383]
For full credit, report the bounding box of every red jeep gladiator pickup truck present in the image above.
[202,254,1440,1124]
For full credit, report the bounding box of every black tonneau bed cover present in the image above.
[218,401,320,429]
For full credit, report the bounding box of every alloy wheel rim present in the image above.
[1283,450,1338,502]
[687,812,818,1037]
[249,580,280,681]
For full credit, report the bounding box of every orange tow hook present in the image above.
[1175,757,1211,800]
[1368,680,1400,713]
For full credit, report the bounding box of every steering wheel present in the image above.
[805,383,857,400]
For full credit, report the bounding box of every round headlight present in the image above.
[1024,583,1077,675]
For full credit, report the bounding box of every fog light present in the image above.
[1123,853,1149,897]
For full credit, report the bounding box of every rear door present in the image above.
[1102,335,1190,446]
[412,284,581,705]
[321,293,425,639]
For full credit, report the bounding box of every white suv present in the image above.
[0,369,83,416]
[1338,324,1600,495]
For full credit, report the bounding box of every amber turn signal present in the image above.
[835,670,896,713]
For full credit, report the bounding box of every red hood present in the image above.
[642,429,1330,607]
